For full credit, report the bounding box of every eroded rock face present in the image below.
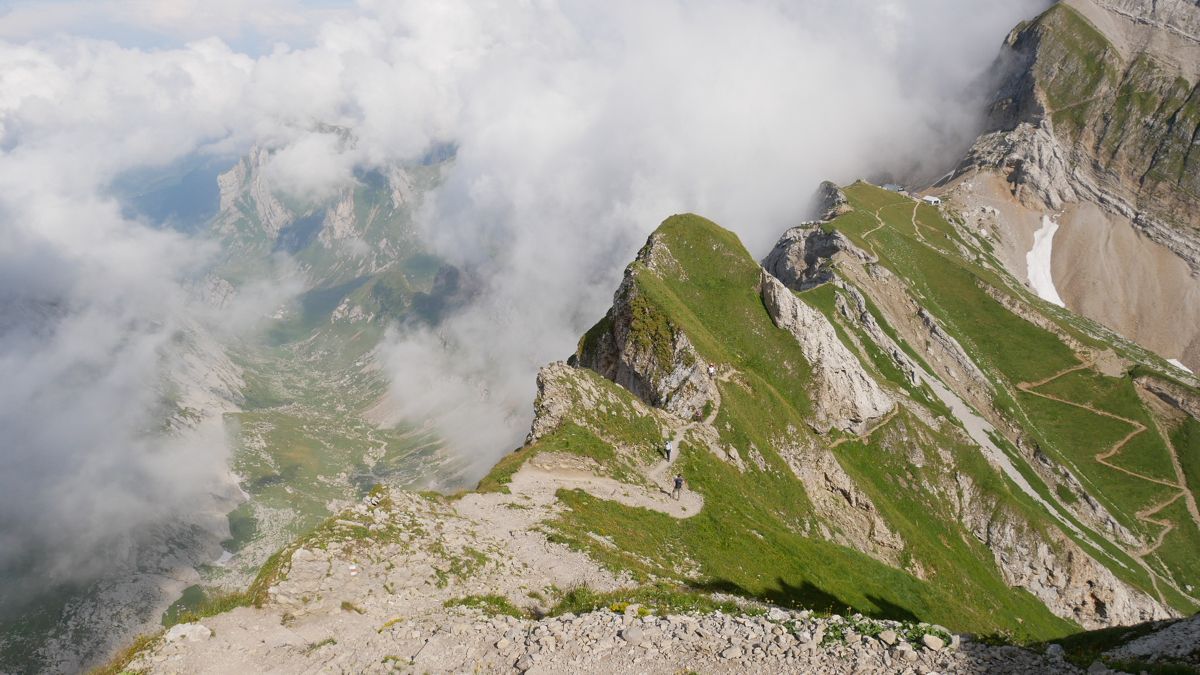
[1137,374,1200,419]
[1095,0,1200,41]
[954,474,1173,629]
[959,2,1200,271]
[815,180,852,220]
[1104,613,1200,666]
[760,270,894,434]
[774,431,907,567]
[575,238,716,421]
[216,147,292,236]
[762,226,872,292]
[527,363,579,444]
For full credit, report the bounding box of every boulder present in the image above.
[922,634,946,651]
[164,623,212,643]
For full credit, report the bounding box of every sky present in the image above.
[0,0,352,52]
[0,0,1051,615]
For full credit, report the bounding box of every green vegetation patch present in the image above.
[1173,417,1200,497]
[443,594,527,619]
[1031,4,1122,137]
[161,586,249,628]
[548,583,752,618]
[1018,389,1177,535]
[840,183,1080,385]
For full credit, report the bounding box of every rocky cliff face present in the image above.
[953,473,1170,629]
[762,226,872,292]
[1095,0,1200,41]
[964,0,1200,268]
[575,234,718,421]
[759,270,895,434]
[947,0,1200,374]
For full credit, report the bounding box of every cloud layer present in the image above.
[0,0,1049,618]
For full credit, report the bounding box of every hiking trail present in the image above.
[1017,357,1200,604]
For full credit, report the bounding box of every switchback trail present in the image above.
[1018,358,1200,604]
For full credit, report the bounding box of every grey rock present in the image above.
[815,181,852,220]
[164,623,212,643]
[762,225,870,292]
[922,634,945,652]
[572,247,718,421]
[760,269,894,434]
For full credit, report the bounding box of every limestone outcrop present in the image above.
[575,237,717,421]
[957,0,1200,271]
[762,225,872,292]
[760,270,894,434]
[773,432,907,567]
[953,475,1172,629]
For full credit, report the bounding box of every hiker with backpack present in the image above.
[672,474,685,501]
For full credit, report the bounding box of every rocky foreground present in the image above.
[119,483,1164,675]
[141,604,1078,674]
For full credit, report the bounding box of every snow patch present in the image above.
[1168,359,1193,374]
[1027,215,1065,307]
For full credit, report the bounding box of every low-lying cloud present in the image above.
[0,0,1049,631]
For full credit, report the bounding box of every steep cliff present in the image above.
[950,0,1200,373]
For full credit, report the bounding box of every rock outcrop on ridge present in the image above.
[759,270,895,434]
[573,234,718,422]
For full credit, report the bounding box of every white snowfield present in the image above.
[1168,359,1194,374]
[1027,215,1066,307]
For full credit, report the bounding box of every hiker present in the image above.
[664,439,674,462]
[707,364,716,377]
[672,474,685,501]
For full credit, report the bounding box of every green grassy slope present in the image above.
[477,181,1200,643]
[836,183,1200,606]
[483,213,1092,639]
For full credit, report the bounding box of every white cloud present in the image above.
[0,0,347,49]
